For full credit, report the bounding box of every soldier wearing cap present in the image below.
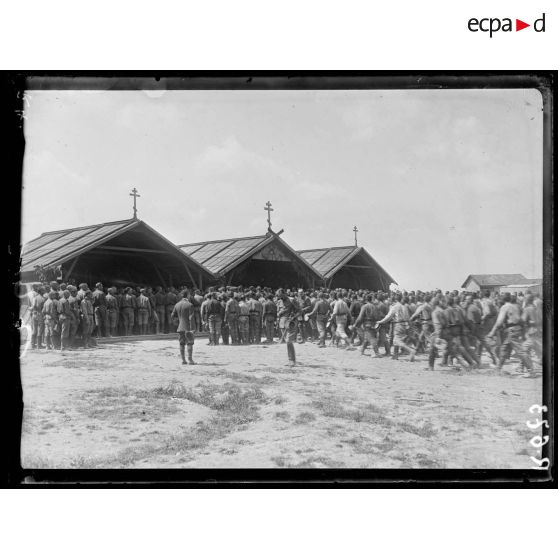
[170,289,196,365]
[57,290,72,350]
[220,294,230,345]
[225,293,240,345]
[154,286,166,334]
[121,287,136,336]
[206,292,224,346]
[248,292,263,344]
[262,294,278,343]
[67,285,80,347]
[165,287,178,334]
[136,288,152,335]
[92,282,108,337]
[106,287,119,337]
[354,294,380,357]
[305,292,330,348]
[43,290,60,350]
[80,290,95,348]
[238,295,251,345]
[30,286,46,350]
[276,288,300,366]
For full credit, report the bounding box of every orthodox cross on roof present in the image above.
[130,187,141,219]
[353,225,359,247]
[264,200,274,231]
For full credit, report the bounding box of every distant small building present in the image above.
[461,274,530,294]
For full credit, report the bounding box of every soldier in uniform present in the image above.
[262,294,278,344]
[276,289,300,366]
[354,294,380,357]
[154,286,166,334]
[106,287,119,337]
[237,295,250,345]
[30,286,46,350]
[521,293,542,377]
[479,290,499,367]
[375,293,391,356]
[193,289,204,333]
[67,285,80,347]
[248,292,263,344]
[409,294,433,353]
[41,291,57,350]
[57,290,72,351]
[165,287,178,334]
[305,292,330,348]
[206,292,224,346]
[121,287,136,336]
[331,294,352,349]
[376,293,416,361]
[92,282,108,338]
[225,293,240,345]
[80,290,95,348]
[170,290,196,365]
[136,288,152,335]
[220,294,230,345]
[425,297,449,371]
[488,292,533,375]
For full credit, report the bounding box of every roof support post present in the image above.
[64,256,80,281]
[182,262,198,290]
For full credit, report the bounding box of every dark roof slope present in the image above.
[298,245,395,284]
[179,232,322,280]
[461,274,529,288]
[21,218,214,279]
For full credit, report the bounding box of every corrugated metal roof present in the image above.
[179,235,268,274]
[21,219,137,272]
[20,219,215,280]
[461,274,529,288]
[298,246,360,277]
[298,245,395,284]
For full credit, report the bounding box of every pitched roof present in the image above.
[179,232,322,279]
[461,274,529,288]
[298,245,396,284]
[20,218,214,279]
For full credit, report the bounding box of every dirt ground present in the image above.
[19,337,543,469]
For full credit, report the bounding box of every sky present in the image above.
[21,87,543,291]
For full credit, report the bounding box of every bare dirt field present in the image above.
[20,337,543,469]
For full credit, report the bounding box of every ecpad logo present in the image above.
[468,13,546,37]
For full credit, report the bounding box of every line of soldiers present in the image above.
[23,280,543,377]
[25,281,191,349]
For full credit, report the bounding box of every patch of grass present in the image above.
[274,396,287,405]
[275,411,290,421]
[312,397,394,426]
[294,412,316,425]
[398,422,437,438]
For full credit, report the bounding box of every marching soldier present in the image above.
[354,294,380,357]
[376,293,416,361]
[521,294,542,377]
[305,292,330,348]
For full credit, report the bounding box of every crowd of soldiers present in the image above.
[24,280,543,377]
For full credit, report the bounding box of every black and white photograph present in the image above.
[13,76,551,476]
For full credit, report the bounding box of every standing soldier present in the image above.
[121,287,136,336]
[165,287,178,334]
[67,285,80,347]
[376,293,416,361]
[154,286,166,334]
[225,293,240,345]
[262,294,278,344]
[238,295,251,345]
[349,294,363,346]
[220,294,230,345]
[30,286,46,350]
[295,290,312,344]
[305,292,330,348]
[136,288,152,336]
[205,292,223,346]
[57,290,72,351]
[92,282,108,338]
[42,291,59,350]
[170,290,196,365]
[193,289,204,333]
[354,294,380,357]
[106,287,119,337]
[80,290,95,348]
[248,292,263,344]
[146,287,159,334]
[276,289,300,366]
